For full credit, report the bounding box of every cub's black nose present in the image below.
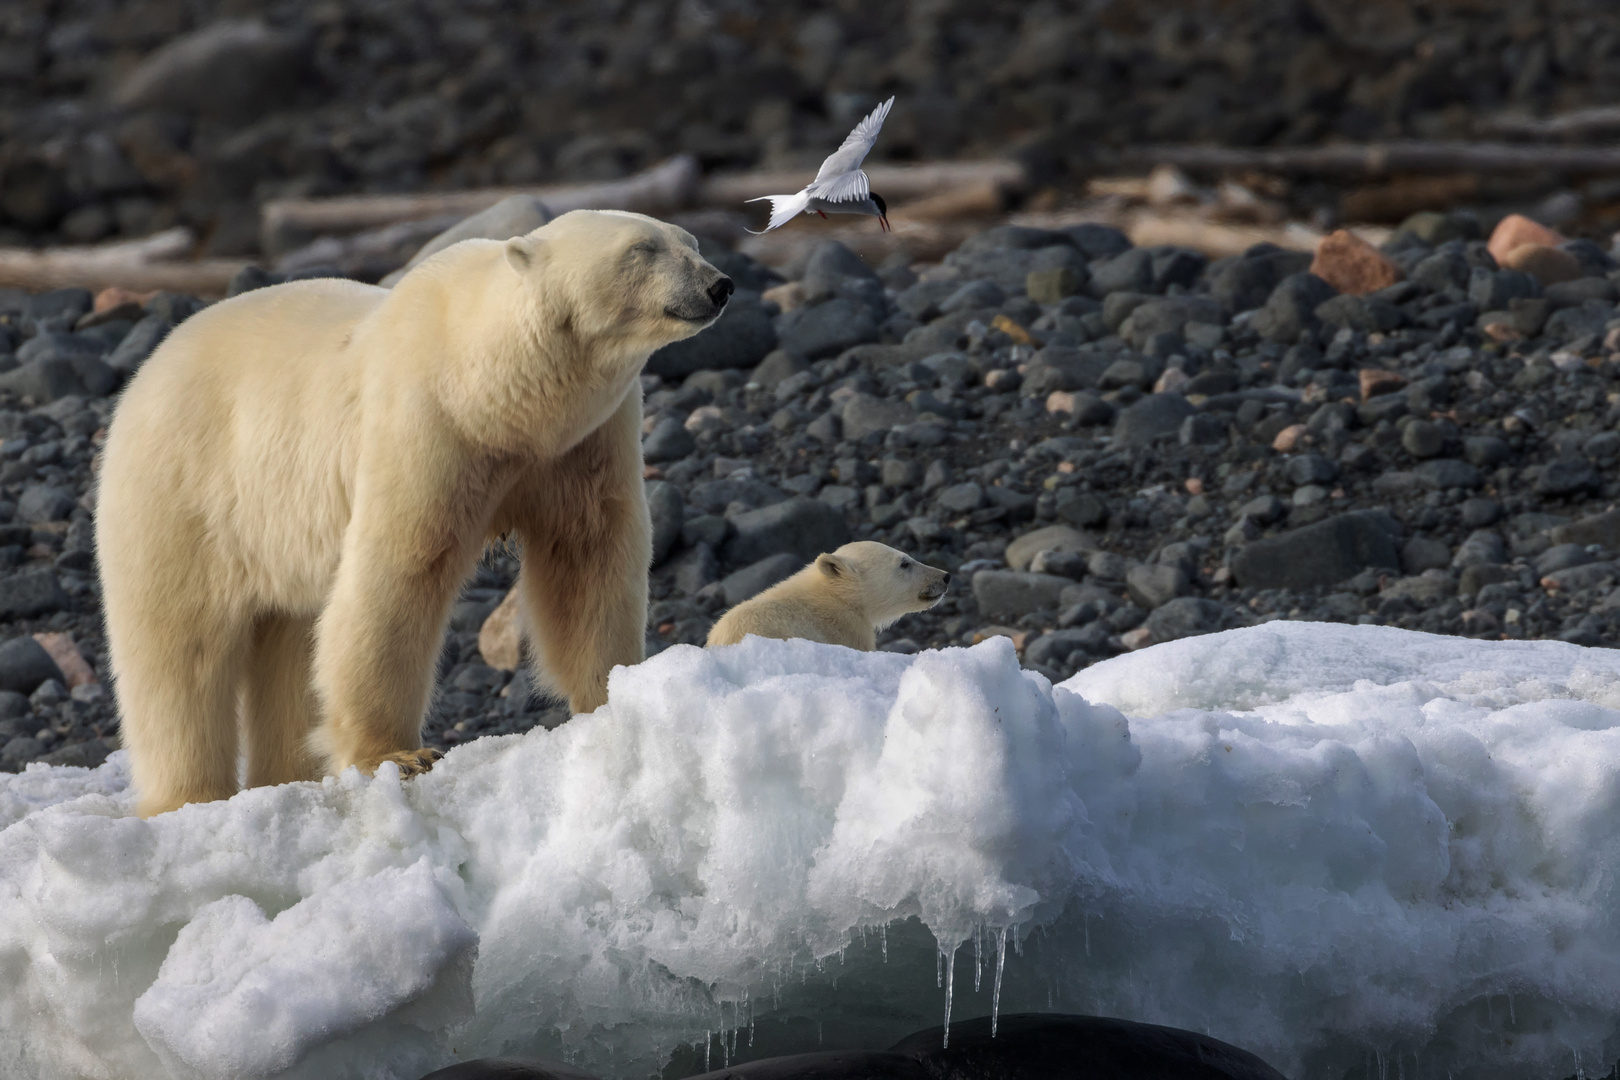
[941,573,951,586]
[708,277,734,307]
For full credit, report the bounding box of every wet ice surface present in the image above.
[3,625,1620,1080]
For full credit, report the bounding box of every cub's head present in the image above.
[504,209,732,354]
[814,541,951,630]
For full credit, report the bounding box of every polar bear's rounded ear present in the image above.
[505,236,544,272]
[816,553,848,578]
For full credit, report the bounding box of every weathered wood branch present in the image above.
[260,154,702,251]
[1480,105,1620,140]
[1117,141,1620,177]
[0,228,248,295]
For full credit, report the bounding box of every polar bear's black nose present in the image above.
[941,573,951,586]
[708,277,734,308]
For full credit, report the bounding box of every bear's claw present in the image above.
[371,748,442,778]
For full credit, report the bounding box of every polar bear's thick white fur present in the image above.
[706,542,950,650]
[97,210,732,817]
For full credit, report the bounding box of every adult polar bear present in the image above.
[97,210,733,818]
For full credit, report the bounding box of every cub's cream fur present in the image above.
[97,210,730,817]
[706,542,949,650]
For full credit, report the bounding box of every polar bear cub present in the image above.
[98,209,732,817]
[707,542,950,650]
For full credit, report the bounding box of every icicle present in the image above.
[704,1031,711,1073]
[749,991,755,1047]
[1575,1049,1585,1080]
[1397,1052,1404,1080]
[881,922,888,963]
[839,945,845,966]
[937,949,943,988]
[992,927,1008,1038]
[974,924,983,992]
[942,944,959,1049]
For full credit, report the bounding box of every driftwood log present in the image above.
[0,228,247,296]
[1117,141,1620,177]
[1479,105,1620,140]
[260,154,703,256]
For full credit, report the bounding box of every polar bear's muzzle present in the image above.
[666,274,734,324]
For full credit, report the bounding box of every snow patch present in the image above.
[1,625,1619,1080]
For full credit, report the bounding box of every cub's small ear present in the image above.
[505,236,544,272]
[816,553,847,578]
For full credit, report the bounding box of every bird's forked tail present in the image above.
[744,192,811,234]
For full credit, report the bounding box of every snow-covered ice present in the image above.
[3,623,1620,1080]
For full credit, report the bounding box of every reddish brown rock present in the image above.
[33,632,95,688]
[1272,423,1307,452]
[1310,229,1403,295]
[1501,243,1583,285]
[1487,214,1564,263]
[1359,369,1408,401]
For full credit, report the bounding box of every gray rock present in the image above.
[1208,249,1312,312]
[16,332,103,366]
[1452,530,1505,569]
[1024,628,1099,667]
[105,314,172,374]
[1535,543,1594,575]
[17,485,75,524]
[1401,537,1451,574]
[383,194,553,286]
[719,553,802,606]
[776,298,879,360]
[1112,394,1196,447]
[818,484,860,512]
[0,636,62,694]
[647,294,776,378]
[1,736,43,770]
[1550,510,1620,548]
[1286,454,1337,485]
[1055,490,1107,527]
[801,241,880,300]
[940,280,1006,314]
[1252,273,1337,344]
[1468,267,1537,311]
[112,19,310,123]
[1088,248,1154,295]
[936,482,984,513]
[642,418,695,463]
[1401,421,1446,459]
[1021,347,1113,395]
[1144,597,1225,643]
[1463,436,1510,468]
[1006,525,1094,571]
[1542,562,1618,592]
[1063,224,1133,260]
[1118,297,1223,351]
[1126,563,1191,609]
[1460,498,1502,528]
[749,350,808,391]
[1229,510,1401,590]
[39,741,111,769]
[1087,551,1129,580]
[722,497,850,569]
[646,480,684,568]
[971,570,1071,618]
[1535,458,1601,496]
[1413,459,1482,490]
[841,393,914,442]
[672,542,720,595]
[1029,549,1088,579]
[0,358,105,403]
[23,289,93,334]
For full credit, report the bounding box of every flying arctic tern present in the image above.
[746,96,894,233]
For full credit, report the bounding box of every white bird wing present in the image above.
[808,96,894,200]
[744,191,812,233]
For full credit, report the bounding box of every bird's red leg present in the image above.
[817,210,827,219]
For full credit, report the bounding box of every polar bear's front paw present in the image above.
[368,748,443,778]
